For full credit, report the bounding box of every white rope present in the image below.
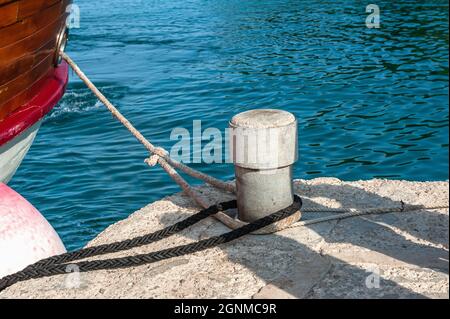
[289,204,449,229]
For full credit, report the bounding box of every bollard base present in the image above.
[235,166,295,222]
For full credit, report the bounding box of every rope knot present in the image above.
[154,147,168,157]
[145,155,160,167]
[145,147,169,166]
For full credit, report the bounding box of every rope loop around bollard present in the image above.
[0,196,302,293]
[9,52,443,296]
[56,52,450,234]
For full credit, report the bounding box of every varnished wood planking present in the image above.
[18,0,61,19]
[0,0,71,85]
[0,18,62,68]
[0,60,54,121]
[0,0,70,121]
[0,0,63,29]
[0,52,54,102]
[0,9,68,83]
[0,53,54,120]
[0,1,18,28]
[0,0,17,5]
[0,0,68,48]
[0,40,54,86]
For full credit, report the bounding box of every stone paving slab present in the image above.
[1,178,448,299]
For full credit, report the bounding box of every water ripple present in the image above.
[10,0,449,250]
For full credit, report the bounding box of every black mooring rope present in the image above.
[0,195,301,292]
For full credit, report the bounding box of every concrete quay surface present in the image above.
[1,178,448,299]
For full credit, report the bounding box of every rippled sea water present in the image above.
[10,0,449,250]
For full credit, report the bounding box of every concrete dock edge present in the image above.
[1,178,448,299]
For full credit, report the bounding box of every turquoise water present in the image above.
[10,0,449,250]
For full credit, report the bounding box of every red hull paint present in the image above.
[0,61,68,147]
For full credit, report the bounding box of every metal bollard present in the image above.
[229,109,298,222]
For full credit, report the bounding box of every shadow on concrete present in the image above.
[159,181,449,298]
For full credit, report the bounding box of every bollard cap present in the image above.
[230,109,296,129]
[229,109,298,169]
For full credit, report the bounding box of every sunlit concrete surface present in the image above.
[1,178,448,299]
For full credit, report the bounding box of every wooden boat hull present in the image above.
[0,61,68,183]
[0,0,71,182]
[0,120,41,183]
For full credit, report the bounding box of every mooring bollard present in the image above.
[229,109,298,222]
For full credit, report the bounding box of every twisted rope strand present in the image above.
[8,53,443,295]
[292,204,449,228]
[60,52,235,194]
